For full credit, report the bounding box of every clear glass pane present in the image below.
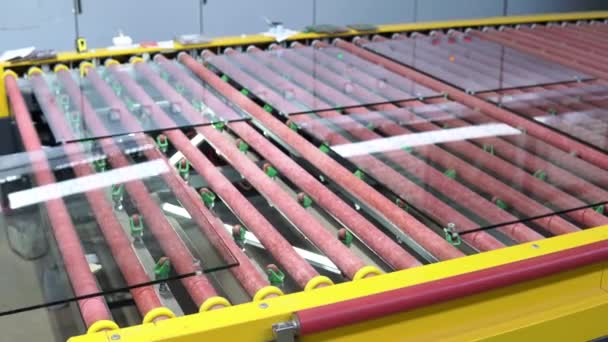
[33,60,249,143]
[486,82,608,152]
[0,136,238,315]
[204,45,439,115]
[363,35,591,92]
[294,100,607,242]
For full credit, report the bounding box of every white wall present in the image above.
[0,0,605,52]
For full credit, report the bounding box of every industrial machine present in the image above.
[0,10,608,342]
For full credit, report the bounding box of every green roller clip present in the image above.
[111,83,123,96]
[443,223,461,246]
[482,143,495,155]
[232,224,247,247]
[288,121,299,131]
[93,158,107,172]
[444,168,457,180]
[192,99,203,112]
[156,135,169,153]
[402,146,413,153]
[178,159,190,180]
[266,265,285,287]
[240,88,250,96]
[175,83,185,95]
[594,204,605,215]
[199,188,216,209]
[493,197,509,210]
[263,163,278,179]
[395,198,409,212]
[319,143,330,154]
[533,169,547,182]
[298,193,313,208]
[213,121,226,131]
[129,214,144,240]
[263,104,274,113]
[337,52,344,60]
[237,139,249,152]
[220,74,229,82]
[365,122,376,130]
[154,257,171,282]
[160,71,170,81]
[548,108,557,116]
[353,169,365,180]
[338,228,354,247]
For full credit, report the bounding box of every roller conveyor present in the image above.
[1,12,608,342]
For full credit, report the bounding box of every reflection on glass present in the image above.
[204,46,439,115]
[487,82,608,152]
[363,35,591,92]
[294,101,607,246]
[0,136,238,315]
[33,61,249,143]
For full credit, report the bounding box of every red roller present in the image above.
[335,38,608,171]
[4,73,113,329]
[296,238,608,335]
[123,61,372,280]
[55,69,223,309]
[100,63,323,289]
[28,72,166,320]
[180,51,464,261]
[153,55,421,270]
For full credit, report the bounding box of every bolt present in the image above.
[259,303,269,309]
[531,243,540,249]
[111,334,121,340]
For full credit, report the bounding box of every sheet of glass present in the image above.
[363,35,592,92]
[488,83,608,152]
[35,61,249,143]
[204,46,439,115]
[0,135,238,315]
[293,101,607,242]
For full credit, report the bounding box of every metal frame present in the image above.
[71,224,608,341]
[0,10,606,341]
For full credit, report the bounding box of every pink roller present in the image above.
[101,64,322,289]
[5,73,112,328]
[335,38,608,171]
[119,61,369,280]
[56,69,222,309]
[29,73,165,319]
[153,55,421,270]
[180,52,464,261]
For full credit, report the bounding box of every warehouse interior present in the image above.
[1,1,608,341]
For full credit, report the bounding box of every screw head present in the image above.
[110,334,121,340]
[259,303,269,309]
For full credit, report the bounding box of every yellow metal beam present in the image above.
[69,225,608,342]
[0,64,7,118]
